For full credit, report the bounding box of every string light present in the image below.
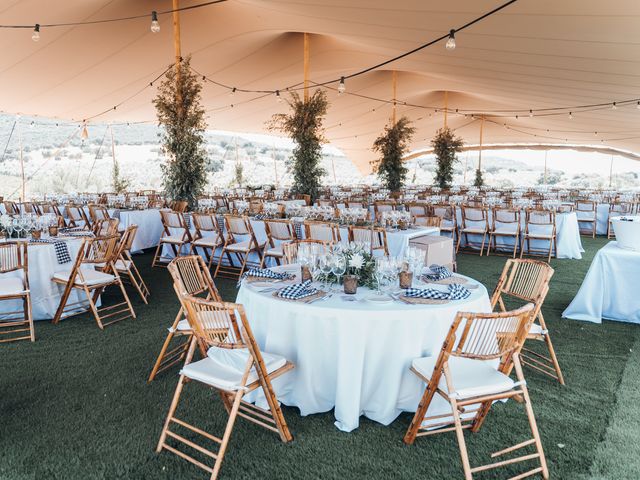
[230,87,236,97]
[445,29,456,50]
[338,77,346,94]
[569,112,573,119]
[150,11,160,33]
[275,90,282,103]
[32,24,40,42]
[81,122,89,139]
[637,101,640,109]
[612,102,617,110]
[529,110,533,117]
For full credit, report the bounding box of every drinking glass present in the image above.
[331,255,346,290]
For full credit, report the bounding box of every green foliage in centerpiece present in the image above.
[432,127,464,189]
[269,90,329,202]
[372,116,415,192]
[154,56,208,210]
[317,244,378,289]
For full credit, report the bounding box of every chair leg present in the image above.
[151,242,164,268]
[114,276,137,320]
[127,263,150,304]
[25,293,35,342]
[443,365,473,480]
[403,375,439,445]
[52,281,75,325]
[211,389,245,479]
[148,310,190,383]
[82,284,105,330]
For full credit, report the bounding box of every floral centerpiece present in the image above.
[318,244,377,289]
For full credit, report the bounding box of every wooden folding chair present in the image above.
[373,201,395,221]
[403,304,549,480]
[521,209,557,263]
[304,220,341,243]
[348,225,389,255]
[152,210,193,268]
[487,208,521,258]
[432,204,457,241]
[148,255,221,382]
[51,235,136,329]
[607,202,633,239]
[170,200,188,213]
[88,204,111,224]
[491,258,563,384]
[0,242,34,342]
[261,219,296,267]
[3,201,19,215]
[64,204,90,229]
[214,215,264,279]
[156,296,294,479]
[456,206,489,256]
[405,202,428,220]
[575,200,597,238]
[414,216,442,228]
[92,218,120,236]
[282,239,332,264]
[190,213,224,269]
[112,225,150,304]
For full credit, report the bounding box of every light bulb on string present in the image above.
[338,76,346,95]
[637,101,640,109]
[612,102,617,110]
[30,121,35,128]
[445,29,456,50]
[230,87,236,97]
[529,109,533,117]
[32,24,40,42]
[275,90,282,103]
[150,11,160,33]
[569,112,573,119]
[81,122,89,139]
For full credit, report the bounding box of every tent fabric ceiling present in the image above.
[0,0,639,173]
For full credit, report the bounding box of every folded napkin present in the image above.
[30,239,72,264]
[277,280,318,300]
[240,268,295,284]
[424,264,453,281]
[60,227,85,233]
[63,231,95,238]
[404,283,471,301]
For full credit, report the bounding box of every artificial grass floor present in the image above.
[1,237,639,479]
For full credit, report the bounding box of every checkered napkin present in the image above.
[63,231,95,238]
[111,209,121,220]
[216,214,226,235]
[60,227,85,234]
[184,213,192,229]
[424,264,453,281]
[30,239,72,264]
[277,280,318,300]
[239,268,294,285]
[292,220,304,239]
[404,283,471,300]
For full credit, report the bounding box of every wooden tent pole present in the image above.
[463,150,469,184]
[172,0,182,111]
[19,122,25,201]
[543,150,548,184]
[303,33,310,101]
[444,91,448,128]
[391,70,397,124]
[272,144,279,186]
[478,115,484,172]
[609,154,614,187]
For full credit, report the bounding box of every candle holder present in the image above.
[301,265,312,282]
[31,230,42,240]
[48,226,59,237]
[343,274,358,294]
[399,270,413,289]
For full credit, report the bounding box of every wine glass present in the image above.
[374,257,389,296]
[331,255,346,291]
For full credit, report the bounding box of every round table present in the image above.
[236,269,492,432]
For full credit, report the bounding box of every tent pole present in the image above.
[272,144,278,186]
[444,91,448,128]
[478,115,484,172]
[391,70,397,124]
[19,122,25,201]
[609,154,614,187]
[544,150,548,184]
[303,33,310,101]
[463,150,469,184]
[173,0,182,110]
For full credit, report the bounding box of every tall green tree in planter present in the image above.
[153,56,208,210]
[432,127,463,189]
[474,166,485,187]
[372,116,415,192]
[269,90,328,201]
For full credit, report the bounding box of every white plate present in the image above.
[364,295,394,305]
[250,281,278,289]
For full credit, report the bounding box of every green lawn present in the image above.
[1,237,639,479]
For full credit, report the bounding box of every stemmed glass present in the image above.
[374,257,389,296]
[331,255,346,291]
[319,254,333,289]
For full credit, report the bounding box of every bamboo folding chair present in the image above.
[282,239,332,264]
[64,205,90,229]
[348,225,389,255]
[405,202,428,220]
[373,201,395,221]
[148,255,221,382]
[403,304,549,480]
[88,204,111,224]
[491,258,563,384]
[486,208,521,258]
[345,199,366,209]
[304,220,341,243]
[111,225,150,304]
[607,202,634,239]
[156,296,294,479]
[575,200,597,238]
[520,209,557,263]
[456,206,489,256]
[261,219,296,267]
[432,204,457,240]
[170,200,188,213]
[3,201,19,215]
[92,217,120,236]
[41,202,63,217]
[414,216,443,228]
[51,235,136,329]
[190,213,224,269]
[152,210,193,268]
[0,242,34,342]
[214,215,264,280]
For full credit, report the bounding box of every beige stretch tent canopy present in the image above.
[0,0,639,173]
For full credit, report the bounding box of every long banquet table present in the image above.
[236,268,492,432]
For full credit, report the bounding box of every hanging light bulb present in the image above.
[230,87,236,97]
[636,101,640,109]
[445,29,456,50]
[81,122,89,139]
[275,90,282,102]
[150,11,160,33]
[612,102,617,110]
[32,24,40,42]
[338,76,346,95]
[529,109,533,117]
[569,112,573,119]
[30,121,35,128]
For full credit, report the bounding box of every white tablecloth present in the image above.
[562,242,640,324]
[0,238,88,321]
[458,211,584,259]
[236,272,491,432]
[109,209,164,253]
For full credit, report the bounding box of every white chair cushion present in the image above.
[180,347,287,391]
[462,227,487,234]
[529,323,548,336]
[193,237,220,247]
[226,240,262,252]
[168,319,192,333]
[52,268,115,286]
[412,355,514,400]
[492,227,519,235]
[161,235,188,244]
[0,276,27,295]
[265,245,284,256]
[115,259,132,271]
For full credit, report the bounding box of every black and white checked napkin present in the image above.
[424,264,453,281]
[216,214,226,236]
[239,268,294,285]
[30,239,72,264]
[404,283,471,300]
[277,280,318,300]
[292,220,304,239]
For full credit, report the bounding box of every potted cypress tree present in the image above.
[372,116,415,193]
[431,127,463,189]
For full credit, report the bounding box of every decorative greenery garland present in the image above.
[432,127,464,189]
[372,116,415,192]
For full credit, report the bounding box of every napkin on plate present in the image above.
[277,280,318,300]
[240,268,294,285]
[404,283,471,300]
[424,264,453,281]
